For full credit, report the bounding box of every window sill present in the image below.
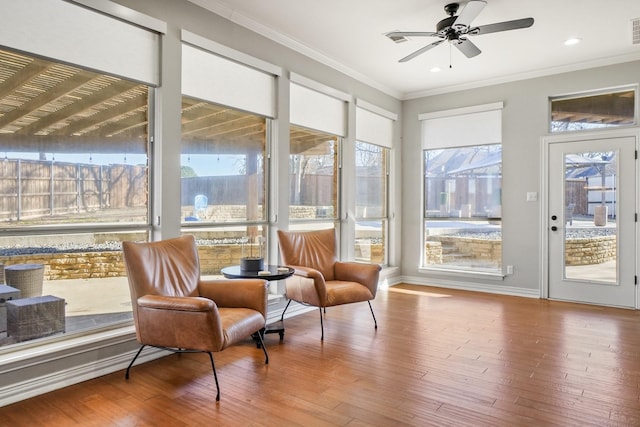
[418,266,505,281]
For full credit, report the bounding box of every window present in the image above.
[354,99,395,266]
[180,40,277,272]
[180,99,269,274]
[550,87,636,132]
[355,141,389,265]
[288,77,348,232]
[0,1,160,348]
[420,103,503,274]
[289,124,339,229]
[0,47,152,347]
[423,145,502,272]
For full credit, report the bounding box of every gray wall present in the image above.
[402,60,640,292]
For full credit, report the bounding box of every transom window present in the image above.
[550,87,637,132]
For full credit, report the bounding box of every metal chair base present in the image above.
[125,334,268,402]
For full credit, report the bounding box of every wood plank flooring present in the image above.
[1,284,639,426]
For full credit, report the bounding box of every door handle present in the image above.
[551,226,558,231]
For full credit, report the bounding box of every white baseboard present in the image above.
[0,340,168,407]
[397,275,540,298]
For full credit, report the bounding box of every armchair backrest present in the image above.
[277,228,337,281]
[122,235,201,303]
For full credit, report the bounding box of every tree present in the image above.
[181,165,197,177]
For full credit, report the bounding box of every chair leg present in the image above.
[319,307,324,340]
[256,330,269,364]
[207,352,221,401]
[368,301,378,329]
[280,299,292,322]
[125,345,145,379]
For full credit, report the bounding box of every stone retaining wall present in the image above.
[0,242,386,281]
[424,235,615,266]
[565,235,616,266]
[429,236,502,263]
[0,246,248,280]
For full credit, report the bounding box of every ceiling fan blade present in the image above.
[455,38,481,58]
[454,0,487,28]
[473,17,534,35]
[399,40,445,63]
[386,31,439,39]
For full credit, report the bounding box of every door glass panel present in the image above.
[564,150,617,283]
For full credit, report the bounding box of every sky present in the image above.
[4,152,244,177]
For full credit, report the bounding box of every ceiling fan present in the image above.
[386,0,534,63]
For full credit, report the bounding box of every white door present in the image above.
[548,136,636,308]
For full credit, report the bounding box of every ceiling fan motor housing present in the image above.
[436,16,458,33]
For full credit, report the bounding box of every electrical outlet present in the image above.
[506,265,514,275]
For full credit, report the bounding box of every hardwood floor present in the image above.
[2,284,639,426]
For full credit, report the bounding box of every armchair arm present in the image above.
[138,294,215,312]
[285,265,327,305]
[198,279,268,318]
[334,261,381,297]
[134,294,224,351]
[290,265,325,281]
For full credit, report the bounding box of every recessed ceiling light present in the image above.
[564,37,581,46]
[430,67,441,73]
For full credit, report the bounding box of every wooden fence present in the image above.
[1,159,384,223]
[0,159,147,221]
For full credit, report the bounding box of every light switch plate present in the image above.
[526,192,538,202]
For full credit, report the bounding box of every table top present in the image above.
[221,265,294,281]
[4,263,44,271]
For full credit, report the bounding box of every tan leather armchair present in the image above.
[122,235,269,401]
[277,228,381,340]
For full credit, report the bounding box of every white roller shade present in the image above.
[356,105,395,148]
[0,0,160,85]
[182,44,276,118]
[420,102,503,150]
[290,82,347,137]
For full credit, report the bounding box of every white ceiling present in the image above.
[188,0,640,100]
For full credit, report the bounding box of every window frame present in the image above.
[354,140,390,266]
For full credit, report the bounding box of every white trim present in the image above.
[68,0,167,34]
[290,72,352,103]
[397,276,540,299]
[418,101,504,121]
[181,30,282,77]
[355,99,398,121]
[404,52,640,100]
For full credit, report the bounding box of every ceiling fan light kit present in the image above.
[386,0,534,63]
